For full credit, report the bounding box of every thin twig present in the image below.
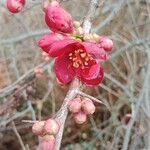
[12,121,26,150]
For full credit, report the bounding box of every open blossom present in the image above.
[6,0,25,13]
[45,1,73,33]
[52,40,107,86]
[38,33,108,86]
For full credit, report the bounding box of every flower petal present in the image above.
[49,39,77,57]
[54,55,75,84]
[80,63,104,86]
[37,33,66,53]
[83,42,108,60]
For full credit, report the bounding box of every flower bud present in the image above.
[74,111,87,124]
[76,27,84,35]
[68,98,82,113]
[99,36,113,51]
[45,1,73,33]
[40,135,55,150]
[44,119,59,135]
[81,98,95,115]
[6,0,25,13]
[73,21,81,28]
[32,121,45,135]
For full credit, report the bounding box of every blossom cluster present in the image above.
[32,119,59,150]
[37,0,113,86]
[68,97,96,124]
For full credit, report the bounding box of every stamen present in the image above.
[84,62,88,65]
[80,53,86,58]
[69,53,73,56]
[73,62,79,68]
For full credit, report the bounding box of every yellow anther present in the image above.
[73,21,81,28]
[80,53,86,58]
[79,49,84,52]
[69,53,73,56]
[73,62,79,68]
[85,57,89,61]
[84,62,88,66]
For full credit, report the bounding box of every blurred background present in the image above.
[0,0,150,149]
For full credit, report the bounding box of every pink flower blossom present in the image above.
[6,0,25,13]
[45,1,73,33]
[50,40,106,86]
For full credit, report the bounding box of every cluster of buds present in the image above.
[68,97,96,124]
[72,21,113,52]
[6,0,26,13]
[34,67,44,78]
[32,119,60,150]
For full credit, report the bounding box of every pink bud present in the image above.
[81,98,95,115]
[45,1,73,33]
[32,121,45,135]
[68,98,82,113]
[44,119,59,135]
[6,0,25,13]
[40,135,55,150]
[99,36,113,51]
[34,67,43,78]
[74,111,87,124]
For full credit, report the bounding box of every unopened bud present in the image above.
[82,98,95,115]
[76,27,84,35]
[74,111,87,124]
[44,119,59,135]
[99,36,113,51]
[73,21,81,28]
[68,98,82,113]
[32,121,45,135]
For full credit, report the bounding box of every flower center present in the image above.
[68,49,93,69]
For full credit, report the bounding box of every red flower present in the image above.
[50,40,107,86]
[6,0,25,13]
[45,1,73,33]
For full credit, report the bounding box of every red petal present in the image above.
[49,39,77,57]
[80,63,104,86]
[83,42,108,60]
[54,55,75,84]
[37,33,66,53]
